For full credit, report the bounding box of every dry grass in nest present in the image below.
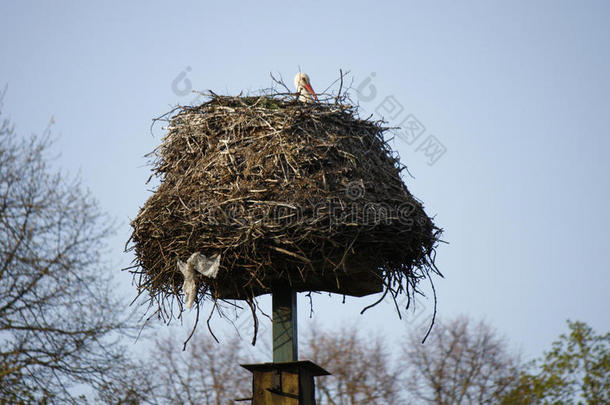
[127,89,442,341]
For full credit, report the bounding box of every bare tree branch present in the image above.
[402,317,523,405]
[0,101,140,403]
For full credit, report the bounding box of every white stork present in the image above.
[294,72,318,102]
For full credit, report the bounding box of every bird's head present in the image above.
[294,72,318,102]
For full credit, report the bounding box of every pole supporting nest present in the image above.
[241,287,330,404]
[272,287,297,362]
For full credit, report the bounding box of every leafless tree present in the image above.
[133,322,403,405]
[93,354,160,404]
[402,316,522,405]
[303,323,404,405]
[140,333,252,405]
[128,317,527,405]
[0,103,137,403]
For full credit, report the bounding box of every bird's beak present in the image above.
[304,82,318,101]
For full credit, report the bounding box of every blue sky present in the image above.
[1,0,609,360]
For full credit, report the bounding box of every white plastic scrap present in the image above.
[177,252,221,309]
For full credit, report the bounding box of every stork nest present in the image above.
[128,92,442,328]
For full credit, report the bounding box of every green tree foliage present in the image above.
[501,320,609,405]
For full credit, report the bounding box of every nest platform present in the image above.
[128,94,441,310]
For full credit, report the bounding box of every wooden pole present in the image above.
[272,287,298,362]
[242,287,330,404]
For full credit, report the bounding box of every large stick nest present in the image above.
[128,92,442,321]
